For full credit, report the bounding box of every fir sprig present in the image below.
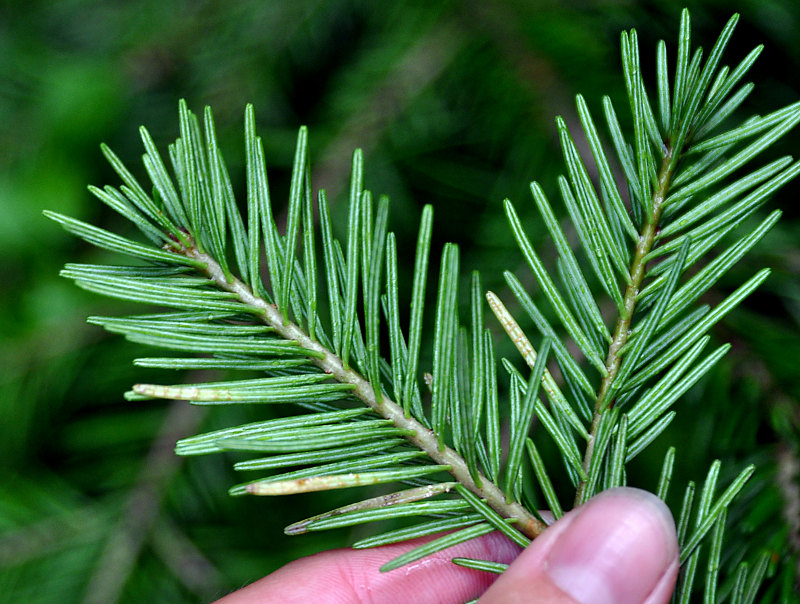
[48,8,799,599]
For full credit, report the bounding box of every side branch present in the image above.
[575,148,675,505]
[185,246,548,540]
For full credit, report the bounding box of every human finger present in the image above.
[479,487,679,604]
[213,530,522,604]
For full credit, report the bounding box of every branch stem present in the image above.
[186,247,547,540]
[575,147,675,506]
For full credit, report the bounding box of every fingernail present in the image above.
[544,488,678,604]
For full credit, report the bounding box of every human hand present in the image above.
[214,487,679,604]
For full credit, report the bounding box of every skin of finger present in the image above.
[478,555,678,604]
[479,488,679,604]
[478,503,583,604]
[212,532,522,604]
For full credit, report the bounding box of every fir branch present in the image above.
[46,8,800,597]
[575,150,675,504]
[180,239,547,538]
[564,12,799,511]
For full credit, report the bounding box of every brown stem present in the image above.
[185,247,547,540]
[82,401,208,604]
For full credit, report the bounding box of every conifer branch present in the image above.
[45,8,800,595]
[182,240,547,539]
[576,148,675,504]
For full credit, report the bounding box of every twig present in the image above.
[188,246,548,540]
[575,148,675,505]
[82,401,208,604]
[150,516,225,600]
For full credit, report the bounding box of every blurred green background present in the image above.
[1,1,799,602]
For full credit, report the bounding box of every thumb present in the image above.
[479,487,679,604]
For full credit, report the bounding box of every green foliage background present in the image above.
[1,1,799,602]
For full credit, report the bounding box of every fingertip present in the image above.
[480,488,679,604]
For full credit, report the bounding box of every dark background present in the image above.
[1,1,799,602]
